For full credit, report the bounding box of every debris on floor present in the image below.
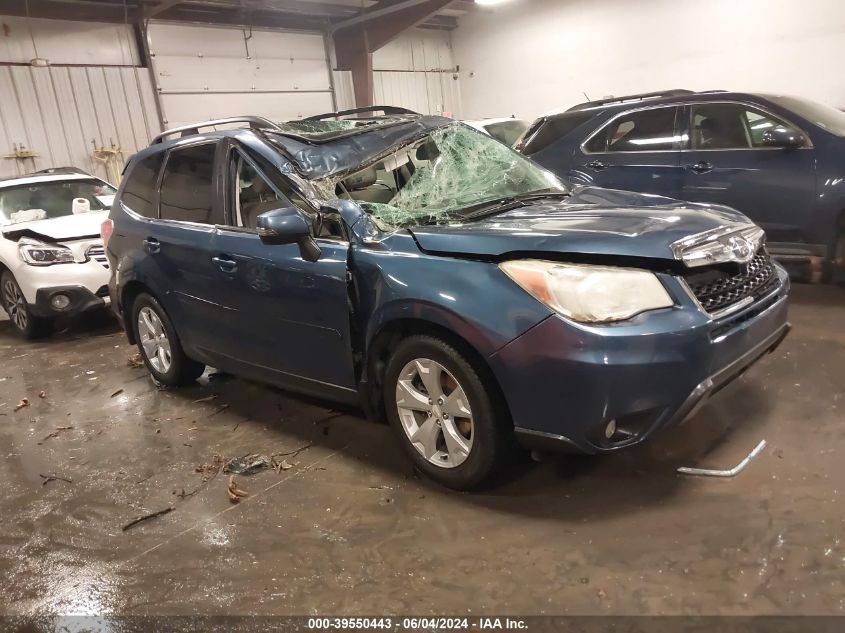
[227,475,249,503]
[193,394,218,404]
[39,473,72,486]
[122,506,175,532]
[38,391,46,399]
[110,389,124,398]
[38,426,74,444]
[677,439,768,478]
[14,398,29,412]
[127,353,144,368]
[224,454,270,476]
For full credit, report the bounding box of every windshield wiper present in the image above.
[461,191,570,221]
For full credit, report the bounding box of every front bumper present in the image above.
[489,265,791,454]
[30,285,110,318]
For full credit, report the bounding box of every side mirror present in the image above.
[256,207,321,262]
[761,126,805,149]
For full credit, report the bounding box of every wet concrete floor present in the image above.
[0,285,843,616]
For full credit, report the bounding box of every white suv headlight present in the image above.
[19,239,75,266]
[500,260,674,324]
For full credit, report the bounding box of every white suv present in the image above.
[0,170,116,338]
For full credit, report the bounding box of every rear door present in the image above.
[207,141,356,395]
[572,105,684,197]
[680,102,816,242]
[149,140,228,355]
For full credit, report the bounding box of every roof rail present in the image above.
[151,116,282,144]
[566,89,695,112]
[304,105,420,121]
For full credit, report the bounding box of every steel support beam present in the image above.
[331,0,455,107]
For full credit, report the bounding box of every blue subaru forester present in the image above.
[103,107,790,489]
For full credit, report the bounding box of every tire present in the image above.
[1,272,52,339]
[131,292,205,386]
[383,335,511,490]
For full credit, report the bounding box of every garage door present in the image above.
[146,23,336,129]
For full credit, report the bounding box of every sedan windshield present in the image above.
[770,95,845,136]
[316,122,565,228]
[0,178,116,225]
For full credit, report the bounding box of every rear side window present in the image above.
[691,103,790,149]
[519,112,593,155]
[121,153,164,218]
[159,143,220,224]
[585,107,679,153]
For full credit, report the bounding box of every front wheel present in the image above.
[383,335,511,490]
[1,272,52,339]
[131,292,205,386]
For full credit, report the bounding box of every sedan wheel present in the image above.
[137,306,172,373]
[2,278,27,331]
[395,358,474,468]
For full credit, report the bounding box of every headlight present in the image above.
[19,239,75,266]
[499,260,674,323]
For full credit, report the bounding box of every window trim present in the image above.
[152,139,223,228]
[682,100,814,152]
[580,104,683,155]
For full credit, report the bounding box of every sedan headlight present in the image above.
[19,239,75,266]
[499,260,674,323]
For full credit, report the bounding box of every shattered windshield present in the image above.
[315,122,564,228]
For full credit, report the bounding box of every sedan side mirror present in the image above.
[761,126,805,149]
[256,207,321,262]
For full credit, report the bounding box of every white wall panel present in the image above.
[147,22,334,127]
[0,17,138,65]
[454,0,845,120]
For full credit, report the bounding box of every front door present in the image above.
[207,146,356,395]
[680,102,816,243]
[572,105,684,198]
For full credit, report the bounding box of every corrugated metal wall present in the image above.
[0,17,159,182]
[146,23,335,128]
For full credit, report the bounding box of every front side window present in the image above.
[0,178,117,225]
[235,155,287,230]
[586,107,679,153]
[121,153,164,218]
[691,103,791,150]
[159,143,220,224]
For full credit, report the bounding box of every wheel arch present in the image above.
[120,279,154,344]
[360,317,512,428]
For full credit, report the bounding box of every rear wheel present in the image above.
[384,335,511,490]
[131,292,205,386]
[1,272,52,339]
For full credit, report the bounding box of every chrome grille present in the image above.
[86,245,109,269]
[684,249,777,316]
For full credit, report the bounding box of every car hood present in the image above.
[0,210,108,243]
[407,187,750,263]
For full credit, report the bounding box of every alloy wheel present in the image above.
[395,358,474,468]
[2,279,28,331]
[137,307,172,374]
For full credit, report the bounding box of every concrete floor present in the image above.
[1,285,843,617]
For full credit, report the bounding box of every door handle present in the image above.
[687,161,713,174]
[212,255,238,274]
[143,237,160,254]
[586,159,607,171]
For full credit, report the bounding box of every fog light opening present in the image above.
[51,294,71,310]
[604,419,617,440]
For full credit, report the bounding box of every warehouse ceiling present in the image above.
[0,0,475,31]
